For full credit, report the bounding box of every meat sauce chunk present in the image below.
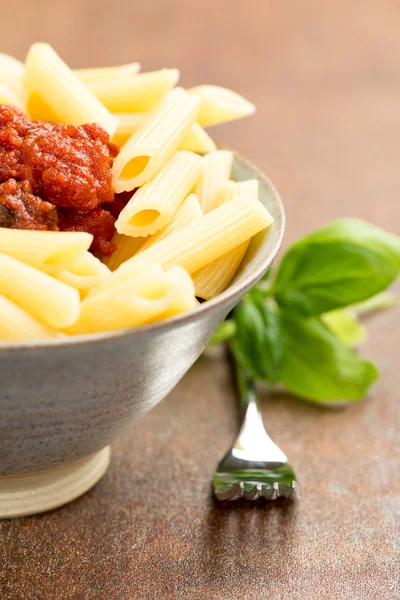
[0,105,119,210]
[57,207,117,256]
[0,178,57,230]
[0,105,122,255]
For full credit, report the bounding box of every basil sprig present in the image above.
[233,293,283,383]
[270,219,400,316]
[211,219,400,404]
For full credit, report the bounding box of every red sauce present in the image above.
[0,105,122,255]
[0,178,57,230]
[57,207,117,256]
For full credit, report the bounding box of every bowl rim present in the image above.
[0,149,285,351]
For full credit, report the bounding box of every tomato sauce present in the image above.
[0,178,57,230]
[57,207,117,256]
[0,105,121,255]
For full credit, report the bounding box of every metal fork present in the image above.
[213,354,300,501]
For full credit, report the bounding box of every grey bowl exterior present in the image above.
[0,153,285,476]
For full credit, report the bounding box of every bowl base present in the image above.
[0,446,110,518]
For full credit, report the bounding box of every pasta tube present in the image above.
[112,112,147,147]
[26,91,59,121]
[0,253,80,328]
[118,192,273,275]
[112,88,200,192]
[0,229,93,273]
[192,180,259,298]
[74,62,141,83]
[68,265,196,334]
[0,294,60,341]
[56,252,111,296]
[0,83,26,111]
[24,43,118,136]
[113,114,215,155]
[179,122,217,154]
[102,233,146,271]
[195,150,233,213]
[115,151,203,237]
[0,53,27,102]
[194,242,249,299]
[86,69,179,112]
[90,260,164,296]
[138,193,202,252]
[189,85,255,127]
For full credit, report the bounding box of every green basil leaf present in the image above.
[234,299,283,383]
[260,267,273,281]
[280,312,379,403]
[350,291,398,316]
[272,219,400,316]
[322,309,367,347]
[209,319,237,347]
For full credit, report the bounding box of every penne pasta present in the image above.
[67,250,110,277]
[24,43,118,136]
[138,193,202,252]
[26,90,59,121]
[112,88,200,192]
[213,178,259,205]
[179,122,217,154]
[102,233,146,271]
[0,229,93,273]
[74,62,141,83]
[86,68,180,113]
[0,253,80,328]
[0,53,27,102]
[193,241,250,299]
[0,294,61,341]
[90,260,164,296]
[68,264,196,334]
[0,53,24,80]
[192,180,259,299]
[189,85,256,127]
[112,114,216,155]
[118,193,273,275]
[0,83,26,111]
[56,252,111,296]
[195,150,233,213]
[112,112,147,147]
[115,150,203,237]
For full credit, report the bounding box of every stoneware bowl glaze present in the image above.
[0,152,285,517]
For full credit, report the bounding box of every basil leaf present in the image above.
[209,319,237,347]
[272,219,400,316]
[260,267,273,281]
[280,312,379,403]
[322,309,367,347]
[234,299,283,383]
[350,291,398,316]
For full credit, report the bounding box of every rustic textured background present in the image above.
[0,1,399,598]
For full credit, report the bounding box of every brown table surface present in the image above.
[1,1,399,598]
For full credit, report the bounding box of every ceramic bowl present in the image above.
[0,152,285,517]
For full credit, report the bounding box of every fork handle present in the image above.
[228,346,260,415]
[235,359,259,414]
[228,345,290,467]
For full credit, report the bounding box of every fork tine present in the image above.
[215,480,300,502]
[288,480,301,500]
[266,482,280,500]
[215,482,244,501]
[243,483,262,501]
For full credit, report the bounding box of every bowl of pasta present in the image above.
[0,44,284,517]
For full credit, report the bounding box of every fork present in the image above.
[213,352,300,501]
